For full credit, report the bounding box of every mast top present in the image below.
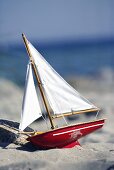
[22,33,25,39]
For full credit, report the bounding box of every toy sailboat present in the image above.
[19,33,105,149]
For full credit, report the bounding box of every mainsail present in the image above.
[27,42,97,115]
[19,63,42,131]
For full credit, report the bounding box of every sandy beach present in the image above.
[0,76,114,170]
[0,143,114,170]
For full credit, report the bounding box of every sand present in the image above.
[0,143,114,170]
[0,77,114,170]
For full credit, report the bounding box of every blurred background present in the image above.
[0,0,114,143]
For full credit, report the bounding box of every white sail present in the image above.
[27,42,97,115]
[19,63,42,131]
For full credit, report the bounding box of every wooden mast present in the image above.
[22,33,55,129]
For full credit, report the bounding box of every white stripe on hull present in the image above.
[53,123,104,136]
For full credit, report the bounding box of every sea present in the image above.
[0,40,114,86]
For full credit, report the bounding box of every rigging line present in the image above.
[95,110,100,119]
[61,113,68,125]
[42,114,49,130]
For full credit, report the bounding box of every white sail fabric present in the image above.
[28,42,96,115]
[19,64,42,131]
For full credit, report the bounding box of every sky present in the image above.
[0,0,114,45]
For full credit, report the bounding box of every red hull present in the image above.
[27,119,105,149]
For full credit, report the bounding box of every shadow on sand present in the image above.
[0,119,40,152]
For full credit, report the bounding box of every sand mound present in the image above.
[0,143,114,170]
